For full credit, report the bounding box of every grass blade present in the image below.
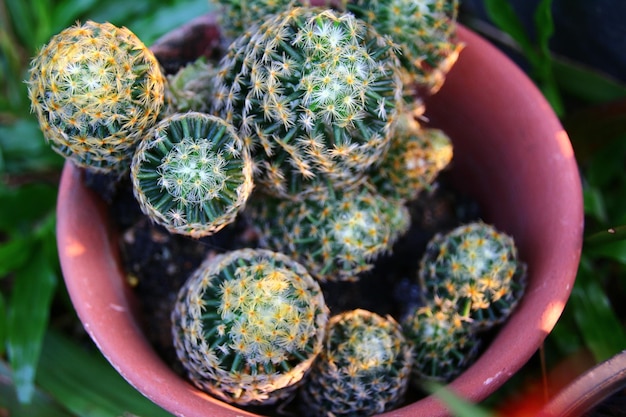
[37,331,175,417]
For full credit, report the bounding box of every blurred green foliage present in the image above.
[1,0,626,416]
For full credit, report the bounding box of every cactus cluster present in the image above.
[28,21,165,176]
[401,221,526,385]
[419,221,527,328]
[171,248,329,405]
[300,309,413,417]
[28,1,530,415]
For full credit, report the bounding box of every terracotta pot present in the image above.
[56,17,584,417]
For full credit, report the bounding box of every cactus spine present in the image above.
[171,248,329,405]
[213,7,403,199]
[131,112,253,237]
[300,309,413,417]
[28,21,165,175]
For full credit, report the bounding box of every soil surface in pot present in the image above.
[83,167,489,414]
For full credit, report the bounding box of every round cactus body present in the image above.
[300,309,413,417]
[401,298,480,384]
[346,0,462,93]
[131,112,253,238]
[171,248,329,405]
[369,111,453,202]
[28,21,165,175]
[419,221,527,329]
[246,187,410,282]
[213,7,403,199]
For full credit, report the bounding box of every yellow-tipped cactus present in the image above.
[213,7,403,199]
[369,111,453,202]
[401,297,480,384]
[345,0,463,93]
[300,309,413,417]
[28,21,166,175]
[419,221,527,329]
[131,112,253,238]
[171,248,329,405]
[246,187,410,282]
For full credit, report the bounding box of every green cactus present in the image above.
[369,110,453,202]
[246,186,410,282]
[131,112,254,238]
[171,248,329,405]
[28,21,165,175]
[213,0,337,40]
[401,297,480,384]
[300,309,413,417]
[345,0,463,93]
[418,221,527,329]
[165,57,217,114]
[213,7,403,199]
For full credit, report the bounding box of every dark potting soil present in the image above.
[84,168,482,396]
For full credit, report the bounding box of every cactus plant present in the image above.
[131,112,253,238]
[28,21,165,175]
[345,0,463,93]
[418,221,527,329]
[300,309,413,417]
[165,57,217,114]
[401,297,480,384]
[213,7,403,199]
[368,110,453,202]
[246,186,410,282]
[171,248,329,405]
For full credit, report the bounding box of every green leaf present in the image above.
[6,233,58,403]
[0,237,32,279]
[570,257,626,362]
[483,0,538,67]
[0,360,75,417]
[582,184,608,224]
[0,119,63,175]
[0,183,57,234]
[585,225,626,247]
[0,293,6,357]
[533,0,554,59]
[552,58,626,104]
[37,331,175,417]
[425,382,494,417]
[585,240,626,265]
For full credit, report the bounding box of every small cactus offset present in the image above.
[28,21,165,175]
[345,0,463,93]
[246,186,410,282]
[369,111,453,202]
[401,297,480,384]
[165,58,217,114]
[131,112,253,238]
[213,7,403,199]
[300,309,413,417]
[171,248,329,405]
[419,221,527,329]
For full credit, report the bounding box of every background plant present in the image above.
[2,0,626,416]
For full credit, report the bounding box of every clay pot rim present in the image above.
[56,21,584,417]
